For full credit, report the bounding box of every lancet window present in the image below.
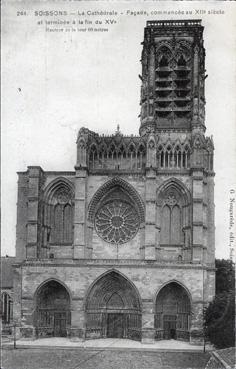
[155,44,191,122]
[43,181,74,245]
[157,182,191,248]
[160,198,181,245]
[137,144,145,169]
[1,292,13,324]
[89,145,98,169]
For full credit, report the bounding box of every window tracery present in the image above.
[43,181,74,246]
[95,200,140,244]
[1,292,13,324]
[158,182,191,248]
[160,192,181,245]
[157,143,190,169]
[87,140,146,171]
[155,43,191,123]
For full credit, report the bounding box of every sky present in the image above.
[1,0,236,259]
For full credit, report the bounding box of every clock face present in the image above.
[95,200,140,244]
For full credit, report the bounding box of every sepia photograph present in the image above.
[1,1,235,368]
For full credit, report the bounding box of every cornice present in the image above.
[88,170,146,177]
[20,259,213,270]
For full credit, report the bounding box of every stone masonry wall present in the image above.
[16,262,212,343]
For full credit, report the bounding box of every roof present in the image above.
[206,348,235,369]
[215,348,236,368]
[1,257,16,289]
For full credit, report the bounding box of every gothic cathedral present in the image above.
[14,20,215,344]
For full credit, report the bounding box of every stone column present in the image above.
[73,167,87,259]
[206,176,215,264]
[148,44,155,118]
[144,137,157,260]
[20,297,36,339]
[25,166,43,259]
[144,168,156,260]
[70,300,85,341]
[86,220,93,258]
[16,173,28,261]
[191,169,204,263]
[190,301,204,345]
[141,300,155,343]
[12,264,22,339]
[155,202,161,260]
[192,44,199,126]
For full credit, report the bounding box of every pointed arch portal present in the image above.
[35,280,71,338]
[85,271,142,341]
[155,282,191,341]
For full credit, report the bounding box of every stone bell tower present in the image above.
[140,19,206,135]
[139,20,215,266]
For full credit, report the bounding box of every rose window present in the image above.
[95,200,140,244]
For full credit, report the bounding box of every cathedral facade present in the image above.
[14,20,215,344]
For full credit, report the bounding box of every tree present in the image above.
[204,259,235,349]
[215,259,235,294]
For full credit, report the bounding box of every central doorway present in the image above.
[163,315,177,339]
[54,312,67,337]
[107,313,124,338]
[85,271,142,341]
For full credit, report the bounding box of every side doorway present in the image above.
[35,280,71,338]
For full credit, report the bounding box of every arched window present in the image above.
[63,204,72,243]
[128,145,136,170]
[117,145,126,169]
[183,145,190,168]
[137,144,146,169]
[171,205,181,244]
[155,44,191,124]
[89,145,98,169]
[54,204,63,243]
[1,292,13,324]
[159,55,169,68]
[158,145,165,168]
[43,180,74,246]
[165,146,172,168]
[158,144,190,169]
[174,146,181,168]
[158,183,191,247]
[177,55,187,67]
[160,204,181,245]
[160,205,171,244]
[51,194,73,244]
[99,145,107,168]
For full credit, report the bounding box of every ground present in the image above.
[1,348,210,369]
